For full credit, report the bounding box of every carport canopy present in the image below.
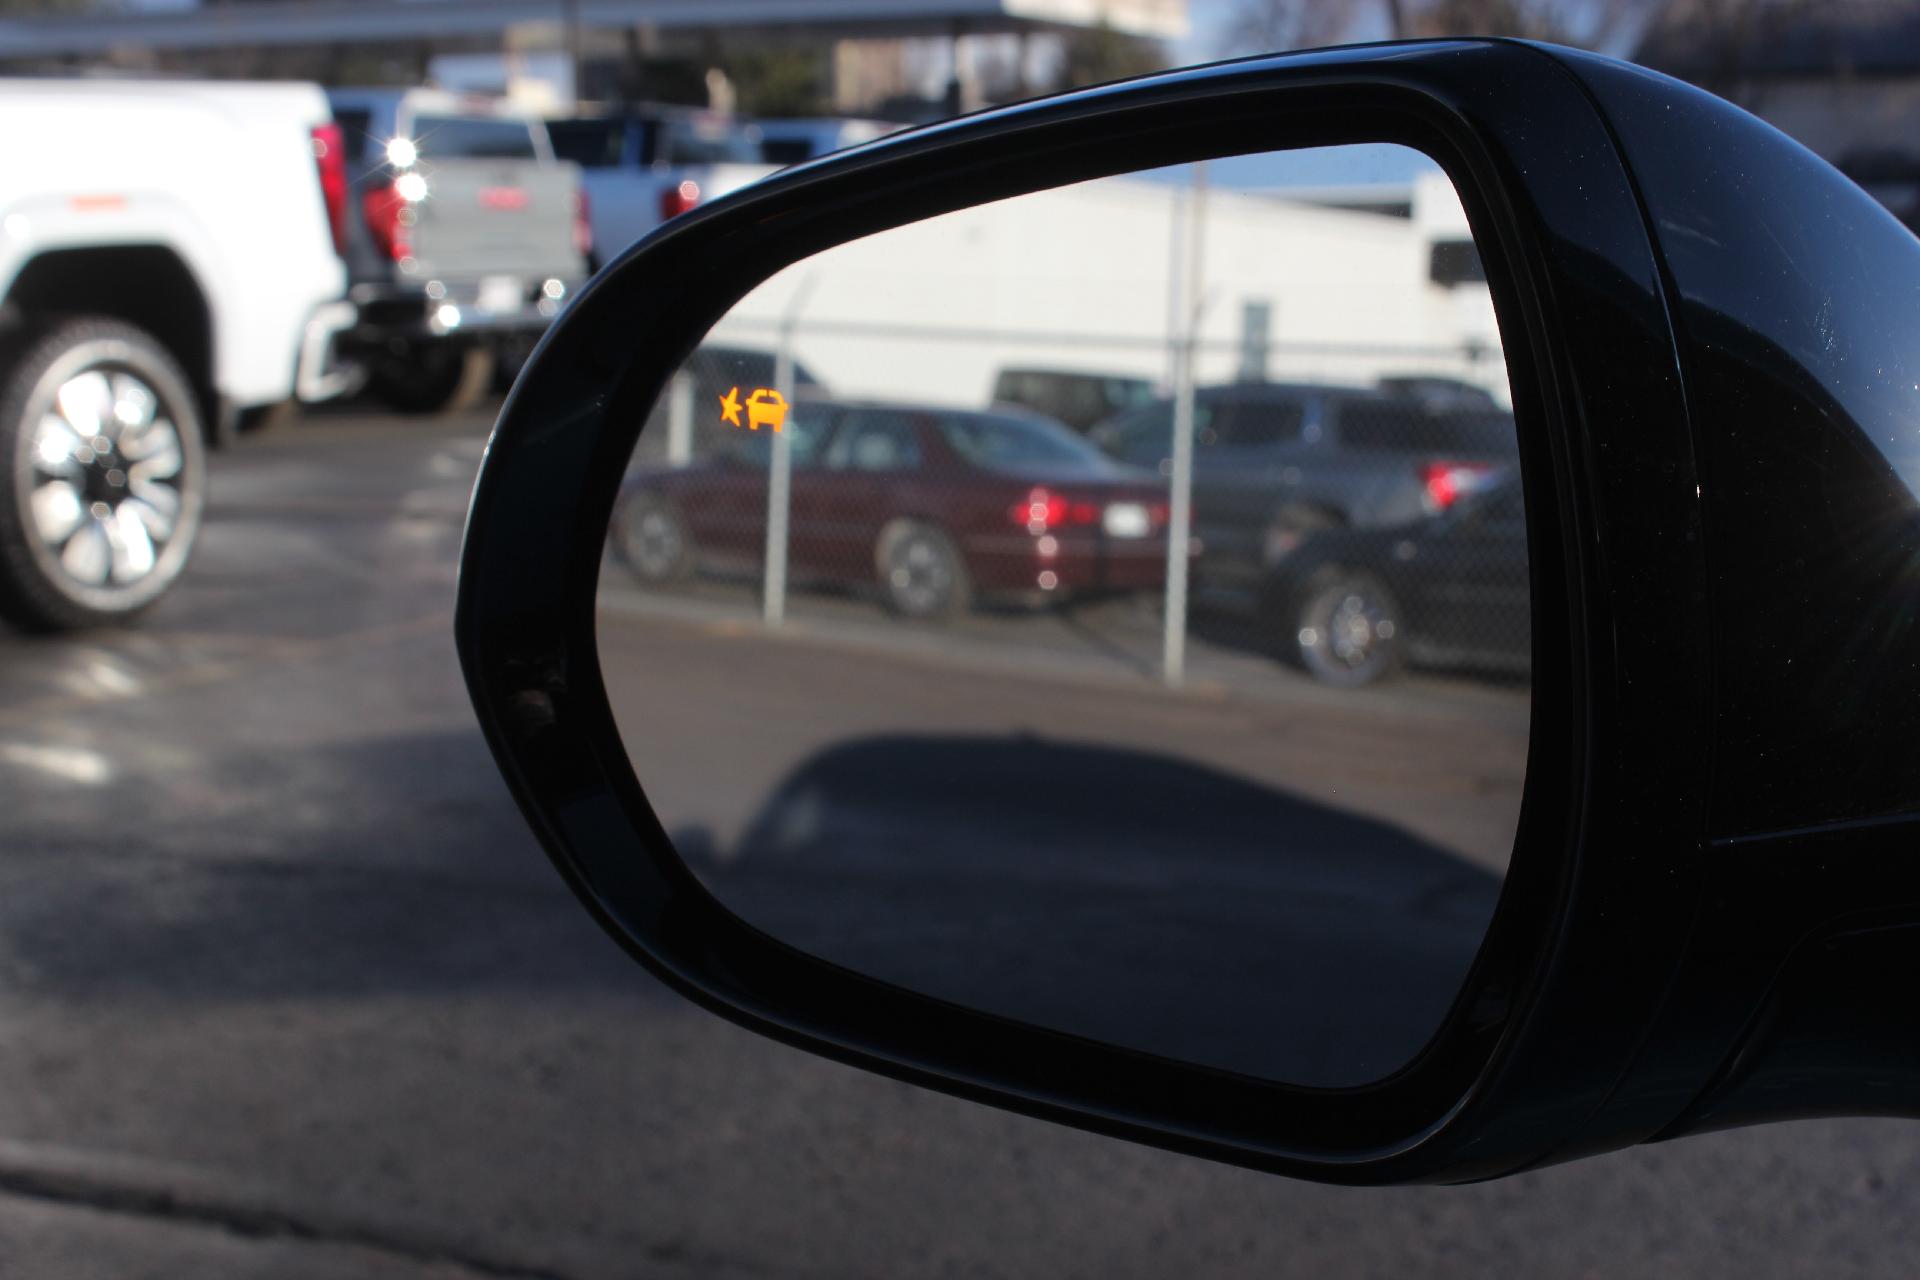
[0,0,1187,56]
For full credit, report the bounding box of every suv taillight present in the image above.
[310,123,350,257]
[573,188,594,259]
[1421,460,1496,511]
[660,179,701,222]
[362,182,412,263]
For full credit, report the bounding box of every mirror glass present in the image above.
[597,145,1528,1087]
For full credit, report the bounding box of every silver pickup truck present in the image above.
[547,106,773,273]
[327,88,589,414]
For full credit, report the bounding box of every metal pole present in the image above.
[762,277,814,627]
[1163,161,1208,688]
[763,341,794,627]
[1165,186,1185,389]
[563,0,584,107]
[666,371,693,467]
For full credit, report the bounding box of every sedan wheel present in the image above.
[1296,572,1404,687]
[0,320,206,631]
[877,521,971,621]
[615,495,693,584]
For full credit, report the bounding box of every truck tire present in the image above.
[369,344,494,416]
[237,398,300,434]
[0,318,206,631]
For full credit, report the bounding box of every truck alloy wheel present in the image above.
[0,319,206,631]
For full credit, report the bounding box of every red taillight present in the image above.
[573,187,594,258]
[477,186,531,211]
[361,182,412,263]
[1011,487,1099,534]
[1421,460,1496,511]
[310,123,350,257]
[660,178,701,222]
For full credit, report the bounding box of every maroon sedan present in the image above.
[612,399,1172,619]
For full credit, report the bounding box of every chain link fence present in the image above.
[608,316,1528,696]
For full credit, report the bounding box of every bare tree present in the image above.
[1219,0,1656,56]
[1219,0,1360,56]
[1396,0,1651,43]
[1639,0,1832,104]
[1055,21,1168,93]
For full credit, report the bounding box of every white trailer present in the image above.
[708,168,1506,412]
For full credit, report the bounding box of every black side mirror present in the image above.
[457,38,1920,1183]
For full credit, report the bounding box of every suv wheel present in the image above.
[0,318,206,631]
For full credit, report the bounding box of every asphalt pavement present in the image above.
[0,402,1915,1278]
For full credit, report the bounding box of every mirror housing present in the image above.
[458,38,1920,1181]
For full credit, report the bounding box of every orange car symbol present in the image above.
[745,388,789,433]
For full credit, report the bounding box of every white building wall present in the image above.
[709,168,1508,409]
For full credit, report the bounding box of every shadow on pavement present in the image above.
[679,733,1503,1089]
[0,728,683,1012]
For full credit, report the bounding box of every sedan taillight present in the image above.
[1012,487,1100,535]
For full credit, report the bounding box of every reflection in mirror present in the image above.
[598,145,1527,1087]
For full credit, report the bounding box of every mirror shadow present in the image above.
[676,733,1500,1088]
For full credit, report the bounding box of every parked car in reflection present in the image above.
[991,367,1157,432]
[613,400,1171,619]
[1090,380,1519,609]
[1264,474,1530,686]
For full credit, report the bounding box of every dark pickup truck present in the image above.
[1090,379,1519,608]
[327,88,589,413]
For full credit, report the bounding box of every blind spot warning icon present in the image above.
[719,386,789,432]
[745,388,789,433]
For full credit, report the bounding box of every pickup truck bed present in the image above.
[328,88,588,414]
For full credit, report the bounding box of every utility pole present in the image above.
[1162,161,1208,688]
[763,276,816,627]
[563,0,584,106]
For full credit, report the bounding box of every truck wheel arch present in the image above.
[1,246,217,441]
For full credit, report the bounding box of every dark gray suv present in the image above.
[1089,381,1518,607]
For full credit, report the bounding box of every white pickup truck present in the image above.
[0,78,353,631]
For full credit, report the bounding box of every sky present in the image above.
[1137,0,1435,193]
[1157,0,1642,189]
[1180,0,1237,62]
[1136,145,1438,193]
[1153,0,1432,189]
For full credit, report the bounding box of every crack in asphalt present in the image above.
[0,1159,571,1280]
